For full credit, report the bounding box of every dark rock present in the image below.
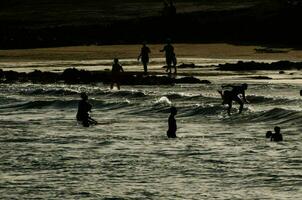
[178,63,196,68]
[254,48,289,53]
[175,76,211,84]
[3,70,20,82]
[28,70,59,83]
[0,69,210,85]
[217,61,302,71]
[200,80,212,84]
[62,68,81,84]
[249,76,272,80]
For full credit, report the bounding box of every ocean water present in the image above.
[0,59,302,199]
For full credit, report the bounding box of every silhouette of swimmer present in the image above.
[111,58,124,90]
[138,42,151,75]
[76,92,97,127]
[271,126,283,142]
[167,106,177,138]
[218,83,249,115]
[160,39,177,75]
[266,131,273,138]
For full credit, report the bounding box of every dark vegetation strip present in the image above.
[1,1,302,49]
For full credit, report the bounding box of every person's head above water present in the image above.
[274,126,281,133]
[170,106,177,115]
[114,58,119,64]
[266,131,272,138]
[80,92,88,101]
[142,41,147,46]
[242,83,248,90]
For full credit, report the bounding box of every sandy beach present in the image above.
[1,43,302,62]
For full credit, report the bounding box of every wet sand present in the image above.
[1,43,302,62]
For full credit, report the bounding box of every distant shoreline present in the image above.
[1,43,302,62]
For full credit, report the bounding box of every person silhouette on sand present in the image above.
[218,83,249,115]
[167,106,177,138]
[111,58,124,90]
[138,42,151,75]
[76,92,97,127]
[271,126,283,142]
[160,39,177,75]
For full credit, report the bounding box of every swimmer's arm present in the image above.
[137,53,141,60]
[160,46,166,52]
[120,65,124,72]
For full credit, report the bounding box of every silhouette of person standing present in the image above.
[162,0,176,17]
[167,106,177,138]
[138,42,151,75]
[218,83,249,115]
[111,58,124,90]
[160,39,177,75]
[162,1,170,17]
[168,0,176,16]
[76,92,97,127]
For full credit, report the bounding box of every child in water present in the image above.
[76,92,97,127]
[266,131,272,138]
[167,106,177,138]
[111,58,124,90]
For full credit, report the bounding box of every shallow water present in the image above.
[0,59,302,199]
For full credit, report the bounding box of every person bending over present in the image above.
[218,83,249,115]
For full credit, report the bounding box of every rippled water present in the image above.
[1,61,302,199]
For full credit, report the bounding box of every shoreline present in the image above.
[1,43,302,62]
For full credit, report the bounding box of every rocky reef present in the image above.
[0,68,211,85]
[217,61,302,71]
